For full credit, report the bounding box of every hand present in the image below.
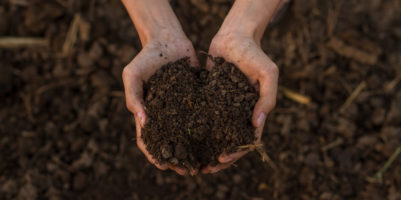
[201,32,279,174]
[122,33,199,175]
[200,0,280,174]
[122,0,200,175]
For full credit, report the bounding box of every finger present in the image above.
[169,164,188,176]
[188,49,200,67]
[122,66,146,128]
[209,163,232,173]
[201,161,234,174]
[205,56,215,71]
[252,64,279,128]
[201,165,214,174]
[254,122,265,142]
[218,151,249,163]
[202,151,248,174]
[206,45,222,70]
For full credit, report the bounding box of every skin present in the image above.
[121,0,280,175]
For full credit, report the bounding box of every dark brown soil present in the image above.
[143,57,258,169]
[1,0,401,199]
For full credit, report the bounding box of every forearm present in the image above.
[217,0,281,42]
[122,0,186,46]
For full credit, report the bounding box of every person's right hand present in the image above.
[201,31,279,174]
[200,0,281,174]
[122,32,199,176]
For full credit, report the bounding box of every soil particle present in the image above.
[386,92,401,124]
[160,144,173,159]
[174,144,187,159]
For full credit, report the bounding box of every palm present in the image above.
[202,35,279,173]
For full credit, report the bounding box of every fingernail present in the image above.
[256,113,266,127]
[222,156,233,163]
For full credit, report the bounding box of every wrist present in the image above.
[145,29,190,48]
[144,28,188,46]
[217,0,281,43]
[215,25,257,44]
[122,0,186,46]
[210,31,257,57]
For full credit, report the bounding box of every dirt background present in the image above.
[1,0,401,199]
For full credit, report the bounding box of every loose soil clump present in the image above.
[142,57,258,169]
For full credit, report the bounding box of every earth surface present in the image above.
[1,0,401,199]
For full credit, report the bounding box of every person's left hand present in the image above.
[201,32,279,174]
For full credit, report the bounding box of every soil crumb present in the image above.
[142,57,258,169]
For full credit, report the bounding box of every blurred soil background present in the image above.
[0,0,401,199]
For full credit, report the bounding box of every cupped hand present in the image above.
[122,33,199,176]
[202,33,279,174]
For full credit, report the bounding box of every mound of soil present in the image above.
[142,57,259,169]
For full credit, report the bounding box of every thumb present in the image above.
[188,49,200,68]
[206,45,221,71]
[205,55,215,71]
[252,67,278,128]
[122,66,146,128]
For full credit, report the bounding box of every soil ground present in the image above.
[1,0,401,199]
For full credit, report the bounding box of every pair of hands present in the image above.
[121,0,281,175]
[122,31,278,175]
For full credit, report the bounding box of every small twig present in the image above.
[199,50,213,61]
[19,93,34,122]
[238,143,278,171]
[327,37,378,65]
[34,79,75,104]
[340,81,366,111]
[62,14,81,57]
[385,74,401,93]
[238,143,264,151]
[326,0,344,37]
[0,37,48,48]
[51,156,73,172]
[186,94,193,109]
[366,146,401,183]
[279,86,311,105]
[321,138,344,151]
